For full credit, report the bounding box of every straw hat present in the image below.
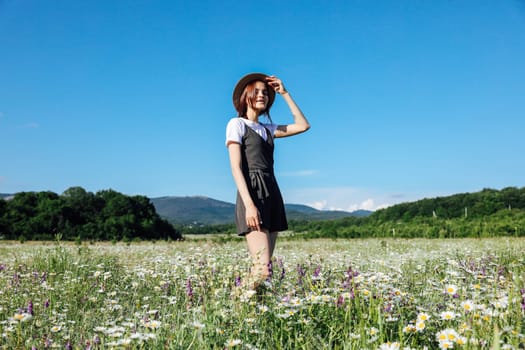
[232,73,276,113]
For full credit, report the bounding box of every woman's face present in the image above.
[247,81,270,113]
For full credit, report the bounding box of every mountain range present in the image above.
[150,196,371,225]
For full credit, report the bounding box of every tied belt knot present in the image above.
[249,169,273,200]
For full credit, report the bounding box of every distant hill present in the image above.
[0,193,13,200]
[150,196,370,225]
[285,203,371,220]
[151,196,235,225]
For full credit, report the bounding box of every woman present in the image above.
[225,73,310,289]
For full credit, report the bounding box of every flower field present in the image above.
[1,238,524,349]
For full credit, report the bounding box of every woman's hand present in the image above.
[245,204,261,232]
[268,75,310,138]
[266,75,288,95]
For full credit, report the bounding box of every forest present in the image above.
[1,186,524,241]
[287,187,525,239]
[0,187,181,242]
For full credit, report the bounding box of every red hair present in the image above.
[237,80,273,122]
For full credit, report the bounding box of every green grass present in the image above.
[0,238,524,349]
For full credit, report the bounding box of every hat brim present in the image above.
[232,73,276,113]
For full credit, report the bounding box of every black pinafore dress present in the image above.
[235,124,288,236]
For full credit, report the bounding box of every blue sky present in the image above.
[1,1,524,211]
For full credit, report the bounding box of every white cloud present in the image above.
[278,169,317,177]
[283,186,420,212]
[346,198,377,212]
[309,200,328,210]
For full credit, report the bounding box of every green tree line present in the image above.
[287,187,525,239]
[0,187,181,242]
[3,186,524,241]
[371,187,525,221]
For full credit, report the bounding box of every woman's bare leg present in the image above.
[245,229,272,286]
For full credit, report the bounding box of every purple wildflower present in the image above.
[44,299,50,308]
[521,288,525,311]
[313,265,321,278]
[280,266,286,282]
[336,294,345,308]
[186,278,193,299]
[65,341,73,350]
[235,275,242,287]
[12,272,20,286]
[0,264,6,271]
[347,266,359,278]
[297,264,306,286]
[27,300,33,315]
[277,258,286,281]
[343,266,359,290]
[384,303,392,313]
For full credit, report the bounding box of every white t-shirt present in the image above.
[225,118,278,146]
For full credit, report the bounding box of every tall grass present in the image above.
[0,238,524,349]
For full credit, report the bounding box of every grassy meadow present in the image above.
[0,237,524,349]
